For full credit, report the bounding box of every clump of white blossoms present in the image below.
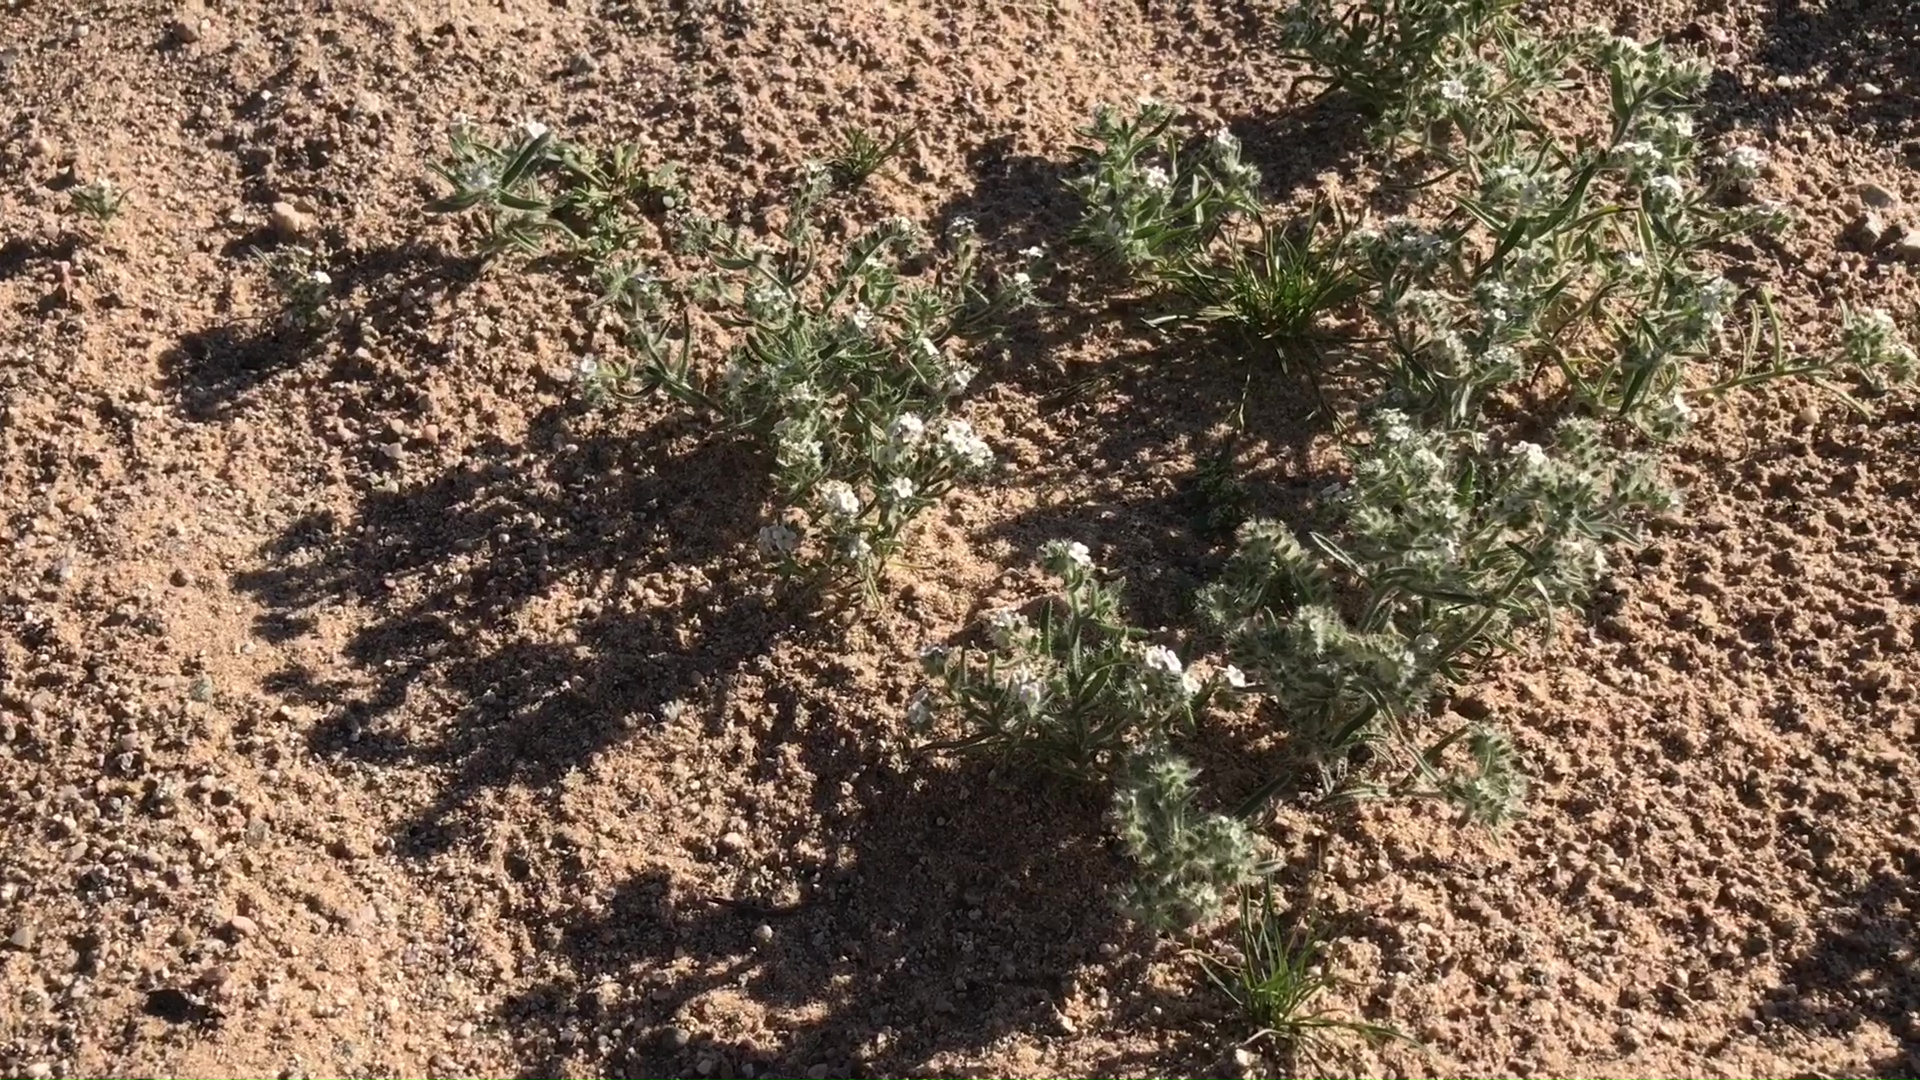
[917,540,1256,930]
[917,539,1242,778]
[578,156,1040,595]
[1066,101,1263,276]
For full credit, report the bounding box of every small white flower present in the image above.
[1723,144,1767,179]
[1212,126,1239,149]
[906,689,934,728]
[756,523,800,557]
[915,336,941,363]
[1142,644,1184,677]
[310,270,332,286]
[1019,245,1046,260]
[936,417,992,468]
[949,215,977,236]
[849,304,875,330]
[1058,540,1092,568]
[888,412,926,447]
[1140,165,1171,192]
[1646,174,1686,204]
[817,480,861,517]
[843,533,873,561]
[986,608,1028,648]
[1509,440,1549,470]
[1007,669,1045,712]
[1438,78,1469,103]
[1180,671,1202,697]
[1012,271,1032,288]
[944,363,977,395]
[576,356,600,379]
[885,476,916,501]
[521,118,550,140]
[1222,665,1249,690]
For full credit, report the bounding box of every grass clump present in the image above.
[1198,881,1404,1056]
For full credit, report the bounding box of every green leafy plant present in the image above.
[1069,108,1363,365]
[260,245,337,336]
[916,539,1234,776]
[1113,750,1261,932]
[426,119,681,259]
[1199,413,1667,818]
[582,169,1038,594]
[826,125,912,190]
[67,179,125,229]
[1198,880,1404,1053]
[1154,206,1365,365]
[1066,103,1263,277]
[1278,0,1528,134]
[916,540,1258,929]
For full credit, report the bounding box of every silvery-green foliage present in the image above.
[68,179,126,228]
[584,167,1037,591]
[1112,749,1260,932]
[1066,102,1263,276]
[1068,105,1361,360]
[1840,306,1919,393]
[426,119,681,260]
[916,540,1232,778]
[1279,0,1523,131]
[261,245,336,336]
[1200,409,1671,822]
[1356,34,1794,434]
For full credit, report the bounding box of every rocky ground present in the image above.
[4,0,1920,1076]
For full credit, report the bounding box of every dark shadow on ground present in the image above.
[234,400,781,854]
[1707,0,1920,142]
[159,240,481,420]
[498,750,1231,1078]
[1762,854,1920,1078]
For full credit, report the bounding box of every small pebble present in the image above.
[9,925,37,951]
[567,52,598,75]
[664,1026,692,1049]
[752,923,774,945]
[268,201,313,242]
[1858,182,1900,211]
[225,914,259,939]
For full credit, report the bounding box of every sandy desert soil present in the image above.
[4,0,1920,1076]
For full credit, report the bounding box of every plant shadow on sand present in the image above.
[1702,0,1920,142]
[232,399,784,855]
[1762,855,1920,1078]
[160,240,482,421]
[231,392,1243,1075]
[221,90,1380,1075]
[498,750,1236,1078]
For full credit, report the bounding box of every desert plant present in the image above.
[825,125,913,190]
[1152,206,1366,365]
[915,539,1237,776]
[1198,879,1404,1053]
[1199,411,1670,817]
[581,167,1038,593]
[260,245,337,336]
[1279,0,1520,119]
[426,119,681,260]
[916,540,1258,929]
[1113,749,1262,932]
[1066,103,1263,277]
[67,180,125,229]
